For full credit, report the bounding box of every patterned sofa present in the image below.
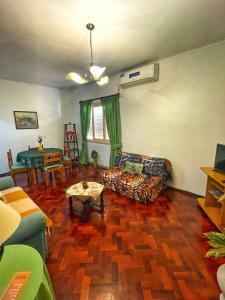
[100,152,172,204]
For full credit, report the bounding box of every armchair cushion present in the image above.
[4,212,45,244]
[4,212,48,260]
[0,176,15,191]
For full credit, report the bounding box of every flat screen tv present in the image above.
[214,144,225,175]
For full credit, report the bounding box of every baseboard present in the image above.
[167,185,203,198]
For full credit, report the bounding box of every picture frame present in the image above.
[14,111,39,129]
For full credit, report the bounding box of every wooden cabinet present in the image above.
[197,167,225,231]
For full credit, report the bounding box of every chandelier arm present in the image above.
[89,28,94,66]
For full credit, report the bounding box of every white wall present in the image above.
[0,79,74,173]
[72,41,225,195]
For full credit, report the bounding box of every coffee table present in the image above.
[66,182,104,222]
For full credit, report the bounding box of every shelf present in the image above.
[197,198,223,231]
[201,167,225,189]
[208,189,223,200]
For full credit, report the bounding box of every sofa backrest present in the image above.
[115,152,172,184]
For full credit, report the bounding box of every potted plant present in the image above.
[204,230,225,299]
[38,136,45,152]
[91,150,98,168]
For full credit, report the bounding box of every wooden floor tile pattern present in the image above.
[18,165,223,300]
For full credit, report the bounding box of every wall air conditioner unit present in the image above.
[120,63,159,88]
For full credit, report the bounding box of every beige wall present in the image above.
[121,41,225,195]
[73,41,225,195]
[0,79,73,173]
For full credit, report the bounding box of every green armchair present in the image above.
[0,176,48,260]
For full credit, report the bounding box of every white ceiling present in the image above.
[0,0,225,89]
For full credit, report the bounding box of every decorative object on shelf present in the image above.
[38,136,45,152]
[91,150,98,168]
[82,181,89,190]
[66,23,109,86]
[14,111,39,129]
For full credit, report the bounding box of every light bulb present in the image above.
[96,76,109,86]
[66,72,88,84]
[90,65,106,80]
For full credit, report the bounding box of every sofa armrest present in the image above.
[4,212,45,245]
[0,176,15,191]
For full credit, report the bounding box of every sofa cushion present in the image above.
[123,161,143,175]
[115,152,143,166]
[116,172,145,199]
[4,212,45,244]
[1,186,52,233]
[133,176,161,204]
[100,166,123,191]
[101,166,123,180]
[0,176,15,191]
[119,172,145,187]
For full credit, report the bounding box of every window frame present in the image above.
[87,101,110,145]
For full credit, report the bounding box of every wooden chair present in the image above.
[7,149,31,185]
[42,152,64,186]
[63,144,72,176]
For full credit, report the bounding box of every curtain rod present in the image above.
[79,93,119,103]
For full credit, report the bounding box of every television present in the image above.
[214,144,225,175]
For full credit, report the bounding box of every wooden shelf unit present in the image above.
[197,167,225,231]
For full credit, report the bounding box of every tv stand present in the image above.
[197,167,225,231]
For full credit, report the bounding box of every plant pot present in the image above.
[217,264,225,300]
[38,144,44,152]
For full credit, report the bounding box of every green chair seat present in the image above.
[10,163,28,170]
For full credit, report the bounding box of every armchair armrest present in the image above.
[0,176,15,191]
[4,212,45,245]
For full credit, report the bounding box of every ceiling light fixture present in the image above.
[66,23,109,86]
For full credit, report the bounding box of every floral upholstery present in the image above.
[100,152,172,204]
[100,166,123,191]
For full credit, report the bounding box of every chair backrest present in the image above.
[43,152,62,168]
[7,149,13,169]
[28,146,39,150]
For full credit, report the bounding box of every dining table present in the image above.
[17,147,63,185]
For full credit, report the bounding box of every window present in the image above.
[87,102,109,144]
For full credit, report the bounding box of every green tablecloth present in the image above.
[0,245,55,300]
[17,148,63,168]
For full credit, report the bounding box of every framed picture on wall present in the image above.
[14,111,39,129]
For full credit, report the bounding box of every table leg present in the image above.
[81,200,90,222]
[100,192,104,213]
[31,168,37,185]
[69,197,73,212]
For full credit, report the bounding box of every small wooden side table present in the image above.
[66,182,104,222]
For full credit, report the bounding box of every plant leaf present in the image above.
[205,247,225,257]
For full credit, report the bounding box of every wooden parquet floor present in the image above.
[18,165,223,300]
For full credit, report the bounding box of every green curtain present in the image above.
[101,95,122,167]
[79,100,92,164]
